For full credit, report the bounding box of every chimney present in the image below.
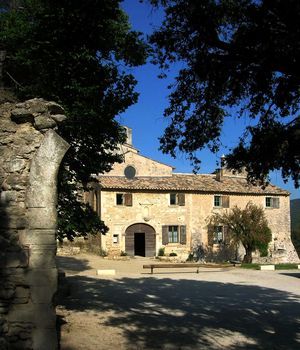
[216,155,226,182]
[124,126,132,145]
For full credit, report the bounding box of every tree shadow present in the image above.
[280,272,300,279]
[58,275,300,349]
[56,255,91,274]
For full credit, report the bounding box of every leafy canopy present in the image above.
[0,0,148,240]
[150,0,300,187]
[210,202,272,263]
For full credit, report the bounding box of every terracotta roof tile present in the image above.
[97,174,289,195]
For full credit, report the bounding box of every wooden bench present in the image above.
[143,263,232,274]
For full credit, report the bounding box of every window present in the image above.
[162,225,187,245]
[124,165,136,179]
[169,193,185,206]
[168,226,179,243]
[113,234,119,244]
[214,195,230,208]
[265,197,280,208]
[213,226,224,244]
[116,193,132,206]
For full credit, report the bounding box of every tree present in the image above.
[209,202,272,263]
[0,0,148,239]
[149,0,300,187]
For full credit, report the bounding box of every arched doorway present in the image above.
[125,223,156,257]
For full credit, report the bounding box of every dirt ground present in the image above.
[56,253,300,350]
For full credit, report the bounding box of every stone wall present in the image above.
[0,99,69,349]
[99,190,299,263]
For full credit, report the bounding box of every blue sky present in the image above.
[119,0,299,200]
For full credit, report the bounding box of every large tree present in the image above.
[209,203,272,263]
[0,0,147,240]
[150,0,300,187]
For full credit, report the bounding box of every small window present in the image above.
[214,195,230,208]
[162,225,187,245]
[214,195,221,207]
[113,234,119,244]
[116,193,133,206]
[266,197,280,209]
[169,193,185,206]
[124,165,136,179]
[168,225,179,243]
[213,226,224,244]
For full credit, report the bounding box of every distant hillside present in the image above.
[291,199,300,256]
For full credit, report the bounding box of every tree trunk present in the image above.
[243,248,253,263]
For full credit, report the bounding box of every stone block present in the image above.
[31,286,56,304]
[50,114,67,123]
[260,265,275,270]
[27,207,57,229]
[45,101,65,114]
[34,115,57,130]
[0,190,17,203]
[1,248,29,268]
[19,229,56,246]
[24,268,57,288]
[11,108,34,124]
[32,327,58,350]
[29,247,56,268]
[96,269,116,276]
[13,287,30,304]
[4,158,26,173]
[8,304,56,328]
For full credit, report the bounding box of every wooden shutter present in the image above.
[162,226,169,245]
[178,193,185,206]
[222,195,230,208]
[124,193,132,206]
[273,197,280,208]
[180,226,187,244]
[223,225,229,244]
[207,225,214,246]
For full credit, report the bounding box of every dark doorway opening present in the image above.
[134,232,145,256]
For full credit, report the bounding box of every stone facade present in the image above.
[88,128,299,263]
[0,99,69,349]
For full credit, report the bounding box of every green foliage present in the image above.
[291,199,300,256]
[275,263,298,270]
[150,0,300,187]
[158,247,165,256]
[0,0,148,240]
[240,263,260,270]
[57,170,108,241]
[210,202,272,263]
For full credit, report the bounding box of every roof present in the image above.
[97,174,289,196]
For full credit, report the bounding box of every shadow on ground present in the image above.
[56,256,91,274]
[58,275,300,349]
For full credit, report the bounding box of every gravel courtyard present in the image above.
[56,253,300,350]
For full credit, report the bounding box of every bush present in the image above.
[120,251,127,256]
[99,249,107,257]
[158,247,165,256]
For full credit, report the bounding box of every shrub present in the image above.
[158,247,165,256]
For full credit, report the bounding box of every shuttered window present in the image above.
[116,193,133,206]
[162,225,187,245]
[180,226,187,244]
[169,193,185,206]
[266,197,280,209]
[214,195,230,208]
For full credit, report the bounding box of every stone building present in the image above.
[87,127,299,263]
